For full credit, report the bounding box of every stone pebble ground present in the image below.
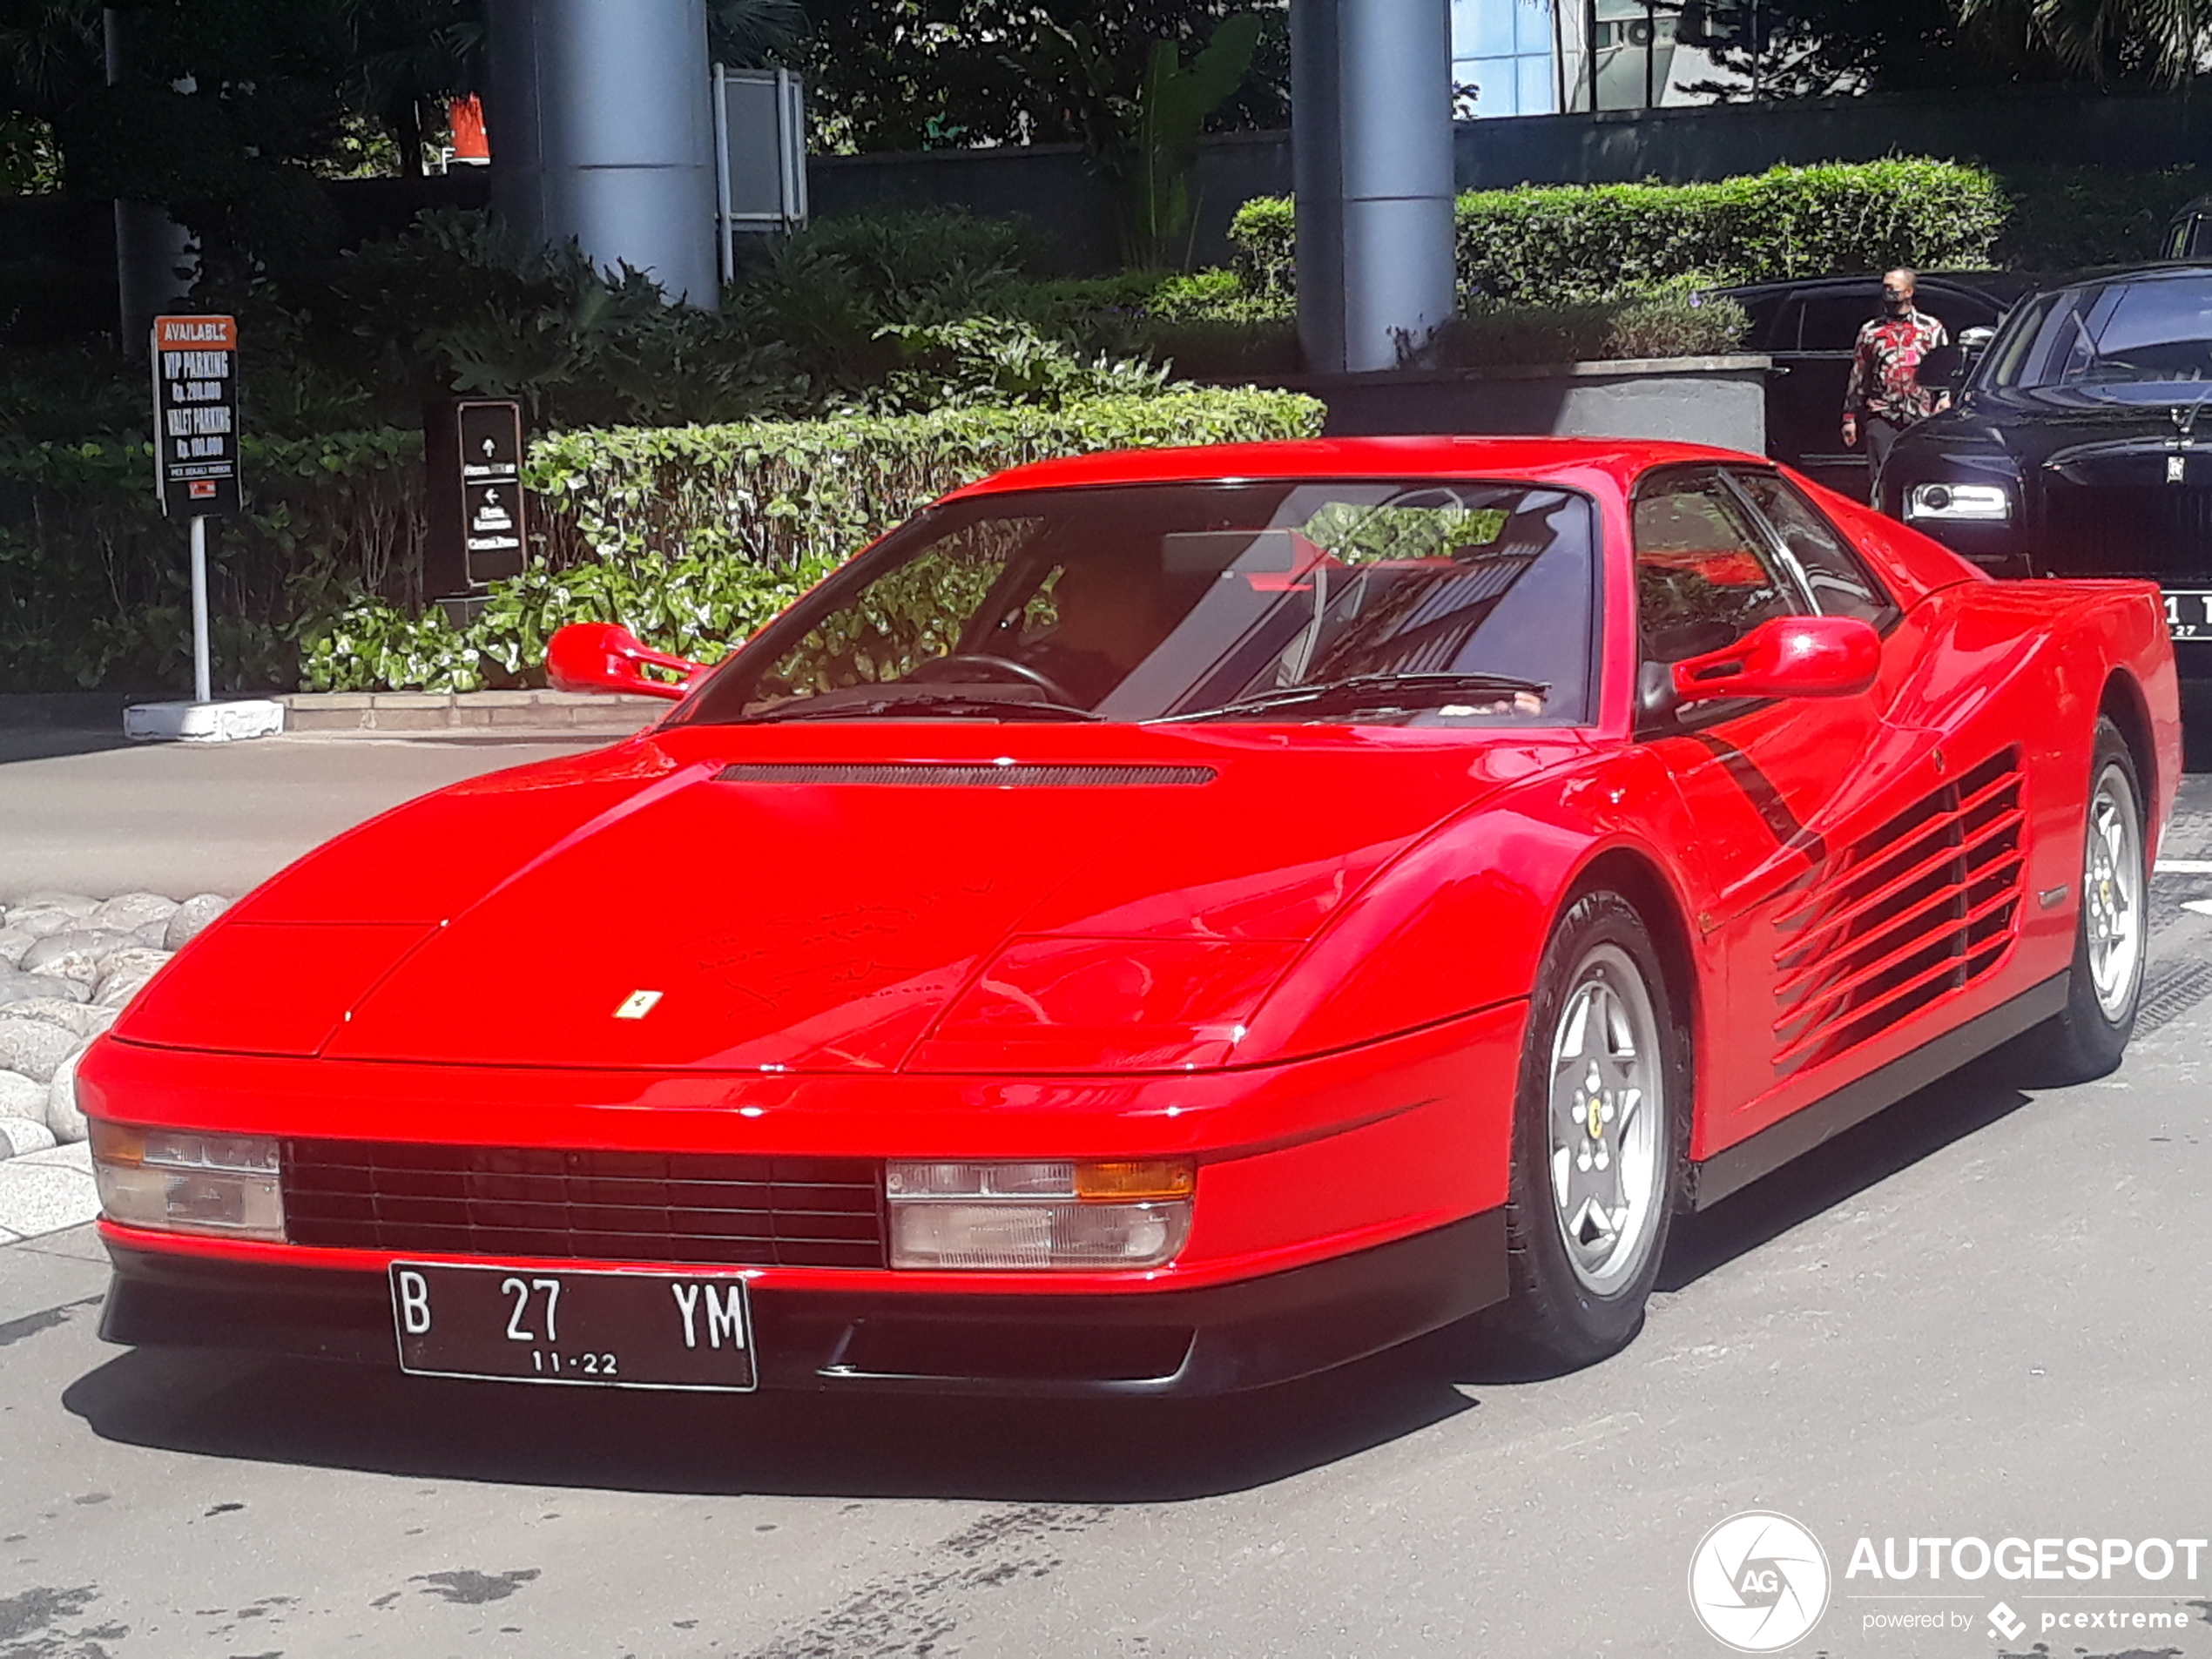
[0,888,227,1240]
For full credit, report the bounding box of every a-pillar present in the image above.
[483,0,721,308]
[1291,0,1457,374]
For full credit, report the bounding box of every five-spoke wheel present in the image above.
[1500,890,1684,1366]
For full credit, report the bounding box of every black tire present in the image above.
[1494,890,1689,1367]
[2013,716,2148,1085]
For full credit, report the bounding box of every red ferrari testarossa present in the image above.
[79,437,2179,1394]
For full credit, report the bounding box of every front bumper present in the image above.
[100,1210,1507,1397]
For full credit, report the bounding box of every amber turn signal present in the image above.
[1073,1160,1196,1202]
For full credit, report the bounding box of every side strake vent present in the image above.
[1771,748,2026,1074]
[714,762,1216,787]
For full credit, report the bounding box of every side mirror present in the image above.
[1672,615,1880,705]
[545,622,705,702]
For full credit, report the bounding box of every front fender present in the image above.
[1237,749,1709,1063]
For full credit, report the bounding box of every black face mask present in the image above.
[1883,289,1912,316]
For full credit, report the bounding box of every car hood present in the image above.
[116,722,1582,1071]
[1923,386,2212,469]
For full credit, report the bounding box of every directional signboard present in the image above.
[427,397,528,595]
[152,314,241,518]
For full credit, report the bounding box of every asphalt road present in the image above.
[0,731,606,905]
[3,765,2211,1658]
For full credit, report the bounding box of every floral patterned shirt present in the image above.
[1844,308,1951,423]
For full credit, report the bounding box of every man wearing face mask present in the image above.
[1841,267,1950,493]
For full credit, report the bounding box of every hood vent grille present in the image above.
[714,762,1216,788]
[1771,747,2026,1075]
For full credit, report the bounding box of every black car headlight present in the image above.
[1907,482,2012,523]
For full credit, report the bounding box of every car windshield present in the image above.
[1984,275,2212,401]
[678,479,1598,727]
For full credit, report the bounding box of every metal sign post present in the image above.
[127,314,280,741]
[151,313,241,703]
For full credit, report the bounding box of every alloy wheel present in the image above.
[1546,943,1667,1295]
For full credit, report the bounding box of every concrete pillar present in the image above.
[1291,0,1457,374]
[484,0,721,308]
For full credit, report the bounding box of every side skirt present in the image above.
[1685,970,2069,1211]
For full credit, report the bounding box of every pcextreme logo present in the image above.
[1688,1512,1832,1652]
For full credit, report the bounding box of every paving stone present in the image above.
[87,892,179,933]
[0,1017,77,1083]
[164,894,229,950]
[0,972,90,1008]
[20,928,137,986]
[0,1070,45,1121]
[0,1117,57,1157]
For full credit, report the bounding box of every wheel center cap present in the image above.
[1587,1095,1606,1140]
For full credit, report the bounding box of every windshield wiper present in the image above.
[1152,671,1551,724]
[733,692,1103,725]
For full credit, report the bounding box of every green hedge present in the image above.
[2,388,1322,695]
[1994,164,2204,270]
[1231,160,2011,306]
[0,428,429,693]
[304,388,1322,694]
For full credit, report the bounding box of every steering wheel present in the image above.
[904,652,1077,704]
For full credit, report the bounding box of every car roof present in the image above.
[2006,260,2212,301]
[941,435,1757,499]
[1714,271,2033,302]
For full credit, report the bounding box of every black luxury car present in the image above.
[1716,272,2038,497]
[1881,263,2212,678]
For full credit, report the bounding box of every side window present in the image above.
[1633,470,1803,666]
[1797,293,1879,352]
[1730,470,1899,629]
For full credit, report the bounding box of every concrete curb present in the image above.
[0,1142,98,1243]
[280,690,667,736]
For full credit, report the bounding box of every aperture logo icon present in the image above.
[1689,1512,1832,1652]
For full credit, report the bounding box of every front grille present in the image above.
[1771,749,2026,1074]
[2041,480,2212,578]
[282,1140,886,1268]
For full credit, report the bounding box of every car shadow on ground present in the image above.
[58,1055,2045,1505]
[1657,1048,2034,1294]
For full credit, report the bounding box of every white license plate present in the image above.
[2164,590,2212,640]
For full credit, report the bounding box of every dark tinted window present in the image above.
[1797,286,1992,352]
[1797,292,1881,351]
[1730,470,1898,628]
[1633,470,1803,664]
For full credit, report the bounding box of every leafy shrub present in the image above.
[1994,164,2204,270]
[1438,292,1750,368]
[300,388,1325,692]
[1231,160,2010,305]
[0,428,428,693]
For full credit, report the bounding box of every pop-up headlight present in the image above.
[91,1120,285,1241]
[886,1159,1193,1270]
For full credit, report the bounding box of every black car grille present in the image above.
[282,1140,886,1268]
[2041,479,2212,578]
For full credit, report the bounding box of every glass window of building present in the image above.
[1452,0,1559,118]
